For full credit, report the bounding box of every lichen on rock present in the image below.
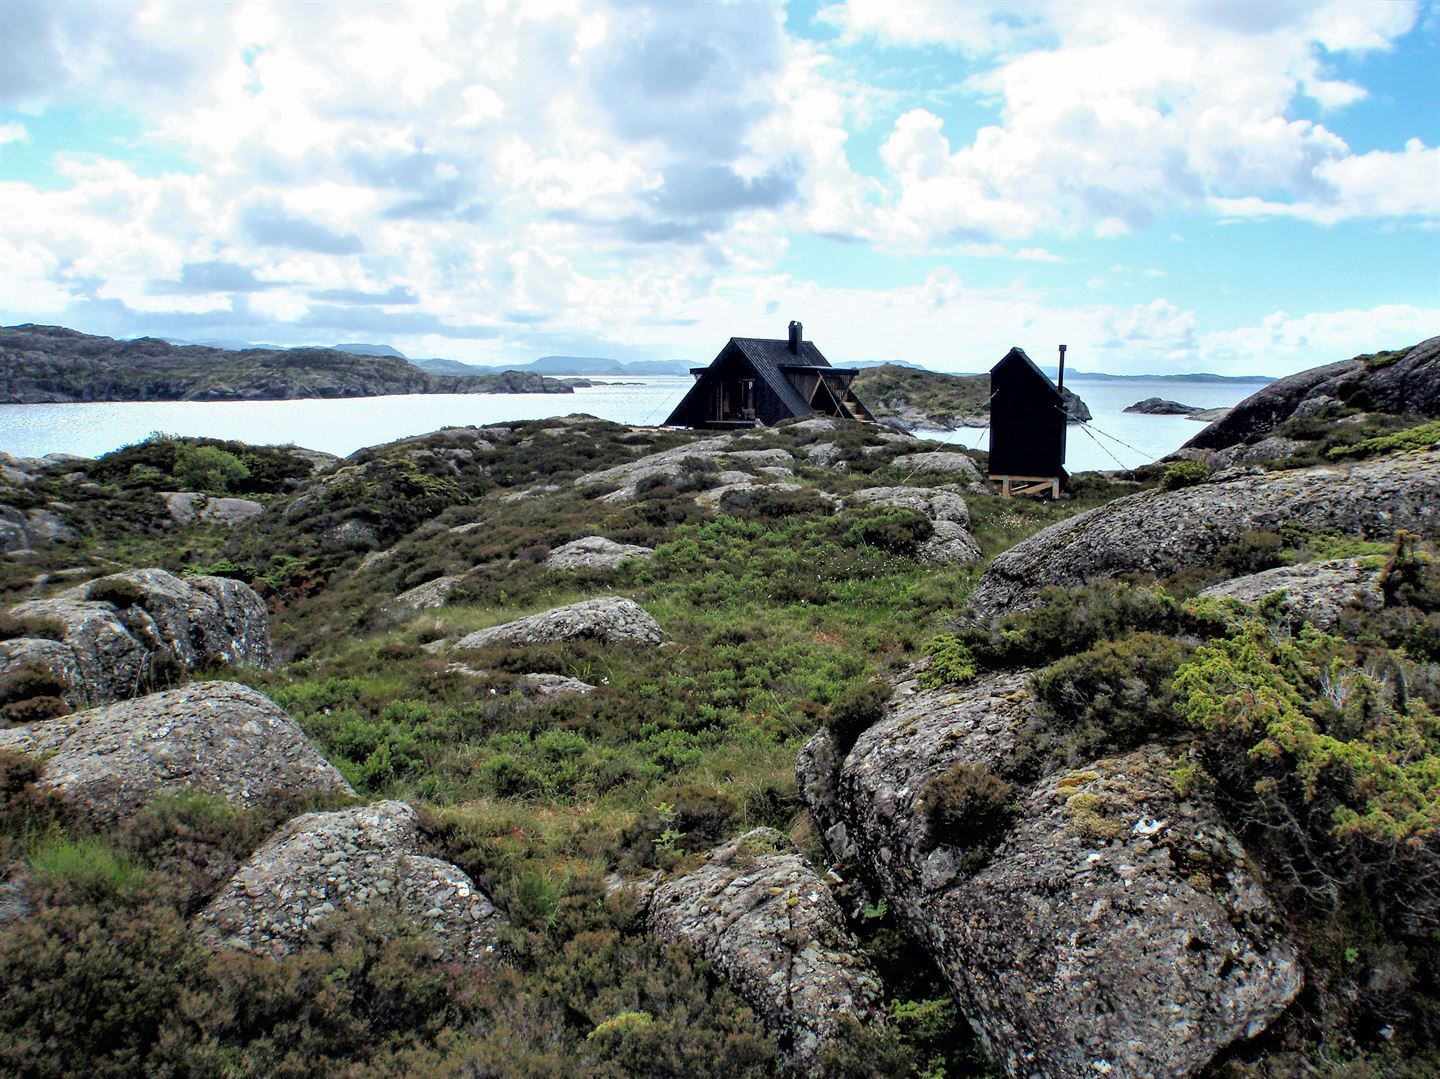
[808,670,1304,1078]
[452,596,664,649]
[3,567,273,707]
[0,681,352,821]
[640,828,883,1070]
[195,800,504,966]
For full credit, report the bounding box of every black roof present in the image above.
[730,337,833,416]
[992,346,1063,398]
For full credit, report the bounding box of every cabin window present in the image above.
[740,379,756,418]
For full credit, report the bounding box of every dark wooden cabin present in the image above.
[664,321,875,429]
[988,346,1067,497]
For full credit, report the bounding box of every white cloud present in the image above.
[0,122,28,144]
[826,0,1432,239]
[1212,138,1440,223]
[0,0,1432,377]
[1199,304,1440,374]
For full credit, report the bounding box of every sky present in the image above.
[0,0,1436,377]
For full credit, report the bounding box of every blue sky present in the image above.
[1,0,1436,376]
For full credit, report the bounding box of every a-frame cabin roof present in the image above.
[991,345,1063,397]
[728,336,833,416]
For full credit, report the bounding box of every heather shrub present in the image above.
[920,762,1018,864]
[822,677,891,753]
[1022,633,1192,775]
[841,507,933,556]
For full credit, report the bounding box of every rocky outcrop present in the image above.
[4,568,273,706]
[797,441,848,471]
[847,486,980,565]
[642,828,883,1069]
[967,452,1440,620]
[1200,557,1382,631]
[1126,397,1202,415]
[195,801,503,965]
[574,438,730,495]
[0,505,74,552]
[391,574,464,611]
[452,596,664,650]
[890,451,982,482]
[809,672,1303,1078]
[544,536,655,571]
[1184,336,1438,452]
[1206,436,1306,469]
[847,486,970,528]
[516,673,596,698]
[725,448,795,470]
[696,481,841,515]
[160,491,265,526]
[0,681,352,821]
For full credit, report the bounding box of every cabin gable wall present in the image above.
[988,356,1066,477]
[666,343,804,427]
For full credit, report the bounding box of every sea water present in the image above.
[0,374,1267,471]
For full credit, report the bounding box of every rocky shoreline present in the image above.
[0,324,572,404]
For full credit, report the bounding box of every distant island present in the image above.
[0,325,572,404]
[1125,397,1232,421]
[852,362,1091,430]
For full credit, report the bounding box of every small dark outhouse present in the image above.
[988,346,1067,497]
[664,321,875,429]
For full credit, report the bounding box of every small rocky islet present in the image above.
[0,337,1437,1075]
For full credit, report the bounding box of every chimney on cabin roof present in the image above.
[788,320,802,355]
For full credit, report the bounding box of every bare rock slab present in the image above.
[818,672,1302,1079]
[195,800,503,965]
[453,596,664,650]
[1,681,353,822]
[160,491,265,526]
[891,451,982,482]
[644,828,883,1069]
[390,574,464,611]
[544,536,655,571]
[1200,557,1383,631]
[5,568,273,707]
[967,452,1440,620]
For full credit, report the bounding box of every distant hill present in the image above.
[852,362,1091,430]
[0,325,572,403]
[412,355,695,377]
[1055,369,1276,383]
[328,342,407,358]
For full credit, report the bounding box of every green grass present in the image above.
[28,834,148,895]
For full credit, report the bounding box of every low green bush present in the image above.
[84,577,148,608]
[841,508,933,556]
[920,634,979,688]
[957,580,1189,671]
[1160,460,1210,490]
[1326,420,1440,461]
[173,444,251,494]
[1175,621,1438,924]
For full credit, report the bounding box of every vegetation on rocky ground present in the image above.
[1,410,1436,1076]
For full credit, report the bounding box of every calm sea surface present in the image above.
[0,375,1266,472]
